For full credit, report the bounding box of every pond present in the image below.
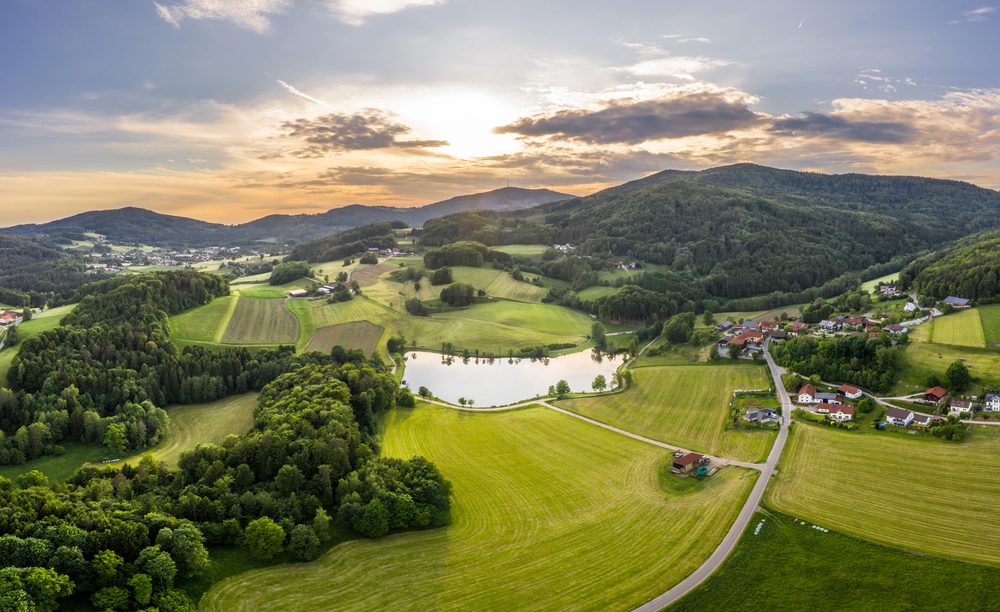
[402,349,625,406]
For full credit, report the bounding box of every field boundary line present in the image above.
[214,295,240,343]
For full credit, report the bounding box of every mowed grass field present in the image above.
[306,321,384,355]
[221,298,298,344]
[101,393,258,469]
[169,295,236,343]
[202,404,757,611]
[351,262,398,287]
[929,309,986,347]
[490,244,549,256]
[289,297,589,354]
[978,305,1000,347]
[435,300,592,335]
[674,509,1000,611]
[558,365,775,463]
[364,265,549,308]
[0,442,105,483]
[768,423,1000,565]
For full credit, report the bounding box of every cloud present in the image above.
[769,112,916,143]
[324,0,447,26]
[663,34,712,44]
[854,68,917,94]
[613,56,731,81]
[280,110,448,156]
[948,6,996,23]
[495,90,761,144]
[153,0,293,33]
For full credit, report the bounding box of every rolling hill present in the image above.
[898,228,1000,302]
[420,164,1000,304]
[1,187,573,247]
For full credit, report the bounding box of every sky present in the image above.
[1,0,998,225]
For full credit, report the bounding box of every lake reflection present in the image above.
[402,349,624,406]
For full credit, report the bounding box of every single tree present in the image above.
[244,517,285,560]
[555,380,571,397]
[946,360,971,392]
[592,375,607,392]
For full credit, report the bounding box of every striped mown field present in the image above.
[169,295,236,343]
[768,423,1000,565]
[100,393,258,469]
[977,305,1000,347]
[202,404,757,611]
[222,298,298,344]
[930,309,986,347]
[558,364,775,462]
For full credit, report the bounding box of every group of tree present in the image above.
[268,261,312,285]
[422,241,511,269]
[0,355,451,610]
[0,234,105,307]
[439,283,475,307]
[771,334,905,393]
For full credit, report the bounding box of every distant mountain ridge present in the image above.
[1,186,574,247]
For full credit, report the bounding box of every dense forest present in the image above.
[0,358,450,611]
[0,272,298,465]
[288,222,403,263]
[899,229,1000,303]
[771,334,905,393]
[0,235,101,306]
[419,164,999,305]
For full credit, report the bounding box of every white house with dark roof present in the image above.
[984,394,1000,412]
[885,406,914,427]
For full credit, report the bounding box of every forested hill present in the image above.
[288,222,402,263]
[2,187,573,247]
[0,234,97,307]
[899,229,1000,303]
[419,164,1000,301]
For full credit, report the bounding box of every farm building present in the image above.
[287,289,308,298]
[885,406,915,428]
[672,452,707,474]
[797,384,817,404]
[924,387,948,404]
[814,392,842,405]
[943,296,971,308]
[838,384,863,399]
[715,321,734,332]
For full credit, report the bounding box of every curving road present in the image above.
[633,339,793,611]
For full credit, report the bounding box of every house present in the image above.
[819,319,841,332]
[912,413,934,427]
[728,331,765,351]
[985,394,1000,412]
[0,310,19,326]
[814,392,842,405]
[745,408,779,424]
[884,324,907,334]
[878,284,903,298]
[672,452,707,474]
[815,402,834,415]
[717,337,732,351]
[943,296,971,308]
[949,400,974,417]
[798,384,817,404]
[740,321,761,331]
[830,405,855,422]
[788,321,809,336]
[715,321,734,332]
[904,302,917,312]
[924,386,948,404]
[760,320,780,332]
[838,384,863,400]
[885,406,914,427]
[767,330,788,341]
[844,316,866,329]
[287,289,308,298]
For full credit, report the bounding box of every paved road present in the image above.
[633,340,793,611]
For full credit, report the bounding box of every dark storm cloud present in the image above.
[280,110,448,157]
[495,92,761,144]
[768,112,916,143]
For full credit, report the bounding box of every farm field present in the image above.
[558,364,775,463]
[710,303,805,326]
[576,285,617,301]
[768,423,1000,565]
[490,244,549,256]
[102,393,258,469]
[434,300,592,336]
[221,298,298,344]
[674,509,1000,611]
[365,265,549,308]
[169,295,236,343]
[351,262,398,287]
[929,309,986,347]
[202,404,758,611]
[979,305,1000,347]
[306,321,384,355]
[236,278,313,298]
[897,324,1000,393]
[289,297,589,354]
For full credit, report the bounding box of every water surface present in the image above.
[403,349,623,406]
